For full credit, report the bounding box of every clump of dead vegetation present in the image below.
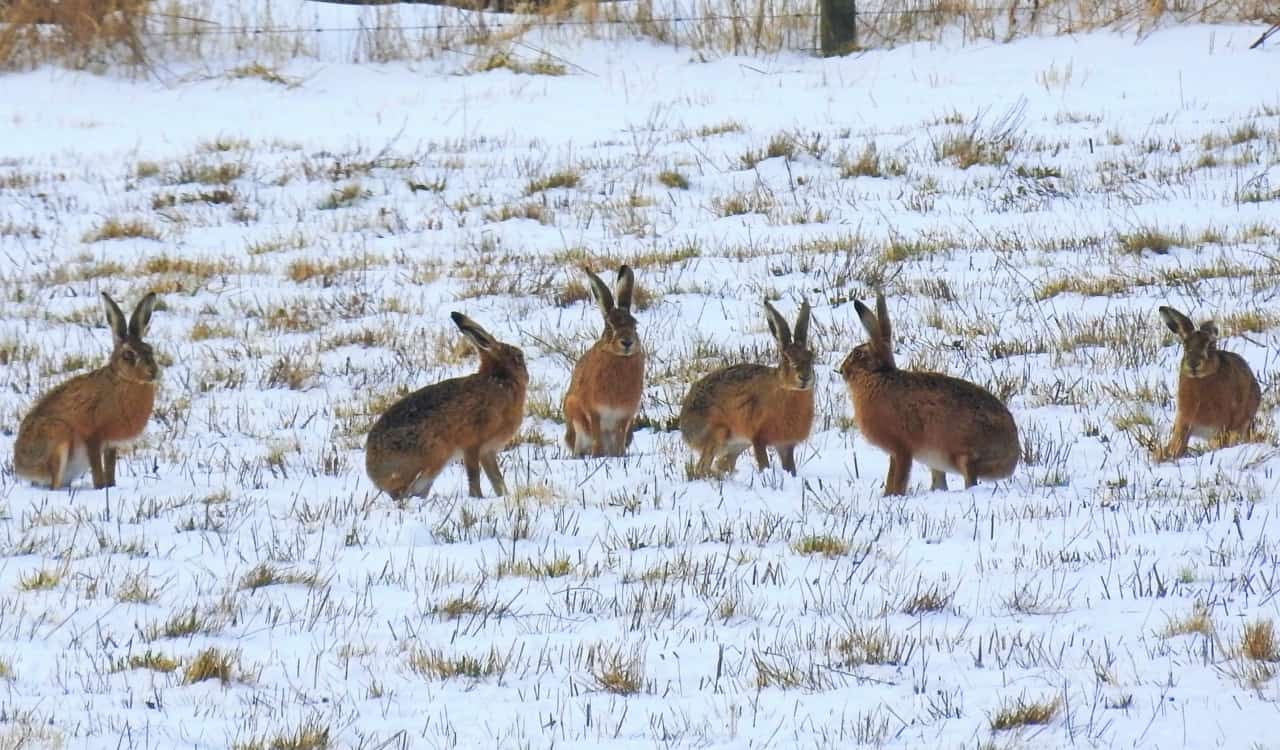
[0,0,150,70]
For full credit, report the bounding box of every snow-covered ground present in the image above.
[2,4,1280,747]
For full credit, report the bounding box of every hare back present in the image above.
[680,364,810,445]
[1177,351,1261,433]
[13,428,90,485]
[566,344,645,413]
[848,368,1018,468]
[17,369,156,448]
[368,373,525,456]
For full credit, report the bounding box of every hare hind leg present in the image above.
[571,422,594,456]
[46,440,71,490]
[690,424,731,478]
[563,398,593,457]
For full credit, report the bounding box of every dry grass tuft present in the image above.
[225,62,300,87]
[989,694,1061,731]
[657,168,690,189]
[1162,602,1214,639]
[182,647,240,685]
[792,534,849,558]
[588,645,645,695]
[472,49,566,75]
[526,169,581,194]
[18,567,63,591]
[0,0,149,71]
[834,624,916,667]
[407,647,507,680]
[109,649,180,674]
[1117,227,1178,254]
[1242,619,1279,663]
[82,218,161,243]
[234,720,331,750]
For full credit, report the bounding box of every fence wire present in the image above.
[135,3,1059,37]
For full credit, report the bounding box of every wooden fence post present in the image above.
[819,0,857,56]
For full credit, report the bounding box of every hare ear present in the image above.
[451,312,497,352]
[1159,306,1195,340]
[1199,320,1218,338]
[129,292,157,339]
[763,298,792,348]
[875,293,892,348]
[793,299,811,348]
[614,265,635,313]
[101,292,128,343]
[854,298,880,341]
[584,268,615,319]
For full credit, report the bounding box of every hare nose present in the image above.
[620,338,633,348]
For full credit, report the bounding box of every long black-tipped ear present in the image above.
[1159,306,1195,340]
[763,298,791,348]
[615,265,635,313]
[129,292,157,339]
[793,299,811,348]
[583,268,614,319]
[854,299,880,341]
[102,292,127,343]
[451,311,497,352]
[875,292,892,348]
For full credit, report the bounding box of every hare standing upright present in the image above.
[680,299,814,477]
[1158,305,1260,459]
[563,265,644,457]
[839,293,1019,496]
[365,312,527,500]
[14,292,160,490]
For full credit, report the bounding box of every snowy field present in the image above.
[2,3,1280,747]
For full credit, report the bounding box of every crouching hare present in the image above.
[1158,305,1260,459]
[14,292,160,490]
[562,265,644,457]
[680,299,814,477]
[839,293,1019,495]
[365,312,527,500]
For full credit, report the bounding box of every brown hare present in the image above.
[14,292,160,490]
[839,293,1019,496]
[680,299,814,477]
[563,265,644,457]
[1158,305,1261,459]
[365,312,527,500]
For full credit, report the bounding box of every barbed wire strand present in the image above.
[138,4,1050,36]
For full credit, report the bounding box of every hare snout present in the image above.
[609,338,639,357]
